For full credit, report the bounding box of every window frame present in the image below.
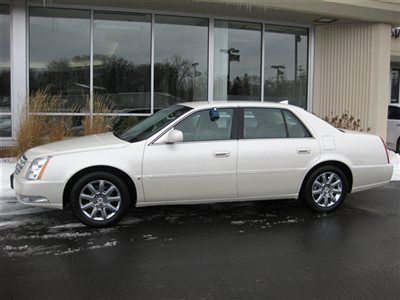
[152,107,239,144]
[0,3,312,141]
[239,107,313,140]
[0,4,11,138]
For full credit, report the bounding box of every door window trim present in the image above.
[239,107,314,140]
[150,107,239,145]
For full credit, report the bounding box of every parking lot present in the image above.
[1,182,399,299]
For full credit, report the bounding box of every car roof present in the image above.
[180,101,301,110]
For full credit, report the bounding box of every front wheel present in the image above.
[301,166,348,213]
[69,172,130,227]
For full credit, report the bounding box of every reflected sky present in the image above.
[29,8,90,69]
[94,12,151,66]
[155,15,208,76]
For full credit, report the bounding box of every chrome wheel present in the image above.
[79,180,121,221]
[311,172,343,208]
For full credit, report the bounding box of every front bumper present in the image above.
[13,173,64,210]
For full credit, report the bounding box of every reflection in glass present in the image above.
[214,20,261,101]
[0,115,11,137]
[0,5,10,113]
[264,25,308,108]
[391,69,399,103]
[154,15,208,107]
[93,12,151,113]
[29,7,91,112]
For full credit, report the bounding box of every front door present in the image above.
[237,107,320,199]
[142,108,238,203]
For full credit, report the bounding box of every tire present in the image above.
[69,171,130,227]
[301,165,348,213]
[396,138,400,154]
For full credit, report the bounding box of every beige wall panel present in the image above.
[313,23,391,139]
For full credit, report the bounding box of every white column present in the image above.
[10,0,27,139]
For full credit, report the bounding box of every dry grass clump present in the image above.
[2,91,114,158]
[82,94,114,135]
[324,112,371,132]
[13,90,73,157]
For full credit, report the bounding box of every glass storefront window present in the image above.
[264,25,308,108]
[154,15,208,108]
[29,7,91,112]
[20,8,311,141]
[0,5,10,137]
[214,20,262,101]
[93,12,151,114]
[391,69,400,104]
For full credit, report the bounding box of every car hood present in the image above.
[25,132,129,160]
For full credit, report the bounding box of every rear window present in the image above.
[388,106,400,120]
[282,110,312,138]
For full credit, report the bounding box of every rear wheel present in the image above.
[302,166,348,213]
[69,172,130,227]
[396,138,400,153]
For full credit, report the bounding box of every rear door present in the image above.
[237,107,320,199]
[142,108,238,203]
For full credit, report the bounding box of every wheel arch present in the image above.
[300,160,353,196]
[63,165,137,210]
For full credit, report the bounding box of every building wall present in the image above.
[313,23,391,139]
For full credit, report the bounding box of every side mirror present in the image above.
[165,129,183,144]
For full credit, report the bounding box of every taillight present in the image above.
[379,137,390,164]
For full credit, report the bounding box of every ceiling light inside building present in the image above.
[314,17,338,24]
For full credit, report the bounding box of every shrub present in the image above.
[323,112,371,132]
[82,94,114,135]
[12,90,73,157]
[1,91,114,158]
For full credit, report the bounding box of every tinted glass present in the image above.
[175,109,233,142]
[282,109,311,138]
[93,12,151,113]
[214,20,261,101]
[243,108,286,139]
[388,106,400,120]
[0,5,10,113]
[391,69,399,104]
[154,15,208,107]
[264,25,308,108]
[29,8,90,112]
[116,105,191,142]
[0,115,11,137]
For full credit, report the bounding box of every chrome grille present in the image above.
[14,155,27,175]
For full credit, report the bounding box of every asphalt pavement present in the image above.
[1,182,399,299]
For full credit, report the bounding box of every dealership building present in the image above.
[0,0,399,146]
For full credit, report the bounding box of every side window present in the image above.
[243,108,286,139]
[175,109,233,142]
[282,110,312,138]
[388,106,400,120]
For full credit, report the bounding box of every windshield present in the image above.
[114,105,191,142]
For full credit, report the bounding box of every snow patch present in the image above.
[49,223,85,230]
[231,220,247,225]
[389,151,400,181]
[87,241,118,250]
[143,234,158,241]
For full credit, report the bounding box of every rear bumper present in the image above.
[14,174,64,210]
[351,164,393,193]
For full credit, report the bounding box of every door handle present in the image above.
[213,151,230,158]
[297,148,311,155]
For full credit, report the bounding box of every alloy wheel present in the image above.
[311,172,343,208]
[79,180,121,221]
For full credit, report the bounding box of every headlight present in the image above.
[25,156,52,180]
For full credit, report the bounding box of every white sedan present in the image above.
[12,102,393,227]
